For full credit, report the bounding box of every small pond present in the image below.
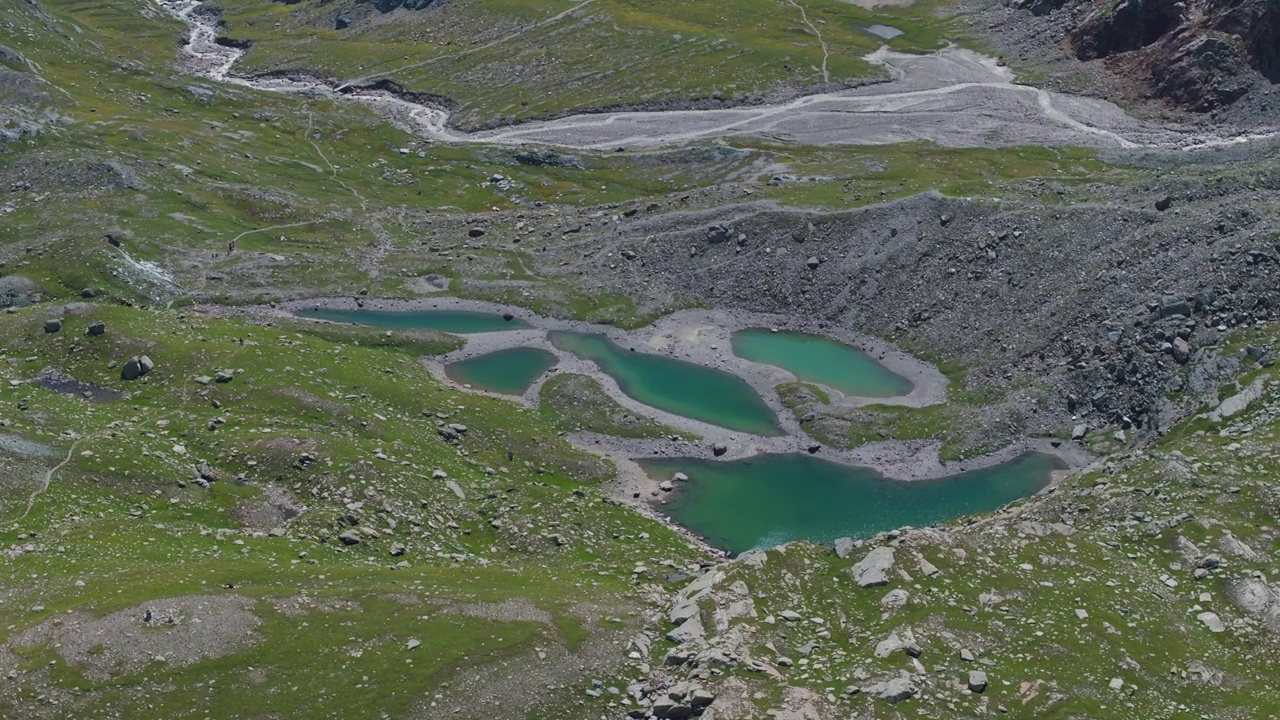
[295,308,529,334]
[731,329,913,397]
[444,347,557,395]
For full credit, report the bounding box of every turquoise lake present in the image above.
[549,331,782,436]
[732,328,914,397]
[445,347,558,395]
[640,452,1065,554]
[295,308,529,333]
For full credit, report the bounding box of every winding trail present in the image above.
[157,0,1277,152]
[14,439,78,524]
[338,0,599,90]
[787,0,830,84]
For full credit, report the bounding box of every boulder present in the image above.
[968,670,988,693]
[711,443,727,457]
[338,530,361,546]
[121,355,154,381]
[850,546,896,587]
[1197,611,1226,633]
[805,256,820,270]
[865,676,916,704]
[874,633,905,658]
[918,555,940,577]
[705,225,730,243]
[1172,337,1193,364]
[880,588,910,611]
[1158,297,1193,319]
[44,319,62,333]
[833,537,856,559]
[670,601,699,626]
[1197,554,1222,570]
[665,705,693,720]
[81,287,97,298]
[688,688,715,708]
[85,321,105,337]
[665,614,705,643]
[215,369,235,383]
[1071,423,1089,441]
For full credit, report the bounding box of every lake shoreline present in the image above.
[208,297,1095,556]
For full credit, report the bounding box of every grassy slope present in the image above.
[215,0,960,129]
[0,302,702,719]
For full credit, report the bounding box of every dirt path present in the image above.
[13,439,78,524]
[787,0,830,84]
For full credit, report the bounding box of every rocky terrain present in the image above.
[3,0,1280,717]
[977,0,1280,125]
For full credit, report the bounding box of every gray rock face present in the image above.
[665,614,704,644]
[833,537,856,559]
[874,632,905,658]
[1172,337,1193,364]
[850,546,896,587]
[1197,611,1226,633]
[121,355,154,381]
[670,601,699,626]
[968,670,988,693]
[866,676,916,703]
[880,588,910,610]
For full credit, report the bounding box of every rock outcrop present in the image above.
[1065,0,1279,112]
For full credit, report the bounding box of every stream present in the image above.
[158,0,1277,152]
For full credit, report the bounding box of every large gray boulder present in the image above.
[833,537,856,559]
[968,670,988,693]
[866,676,916,704]
[850,547,896,587]
[874,632,905,658]
[1197,611,1226,633]
[665,614,705,644]
[121,355,154,381]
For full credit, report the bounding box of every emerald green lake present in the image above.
[445,347,557,395]
[549,331,782,436]
[641,452,1065,554]
[732,329,914,397]
[295,308,529,333]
